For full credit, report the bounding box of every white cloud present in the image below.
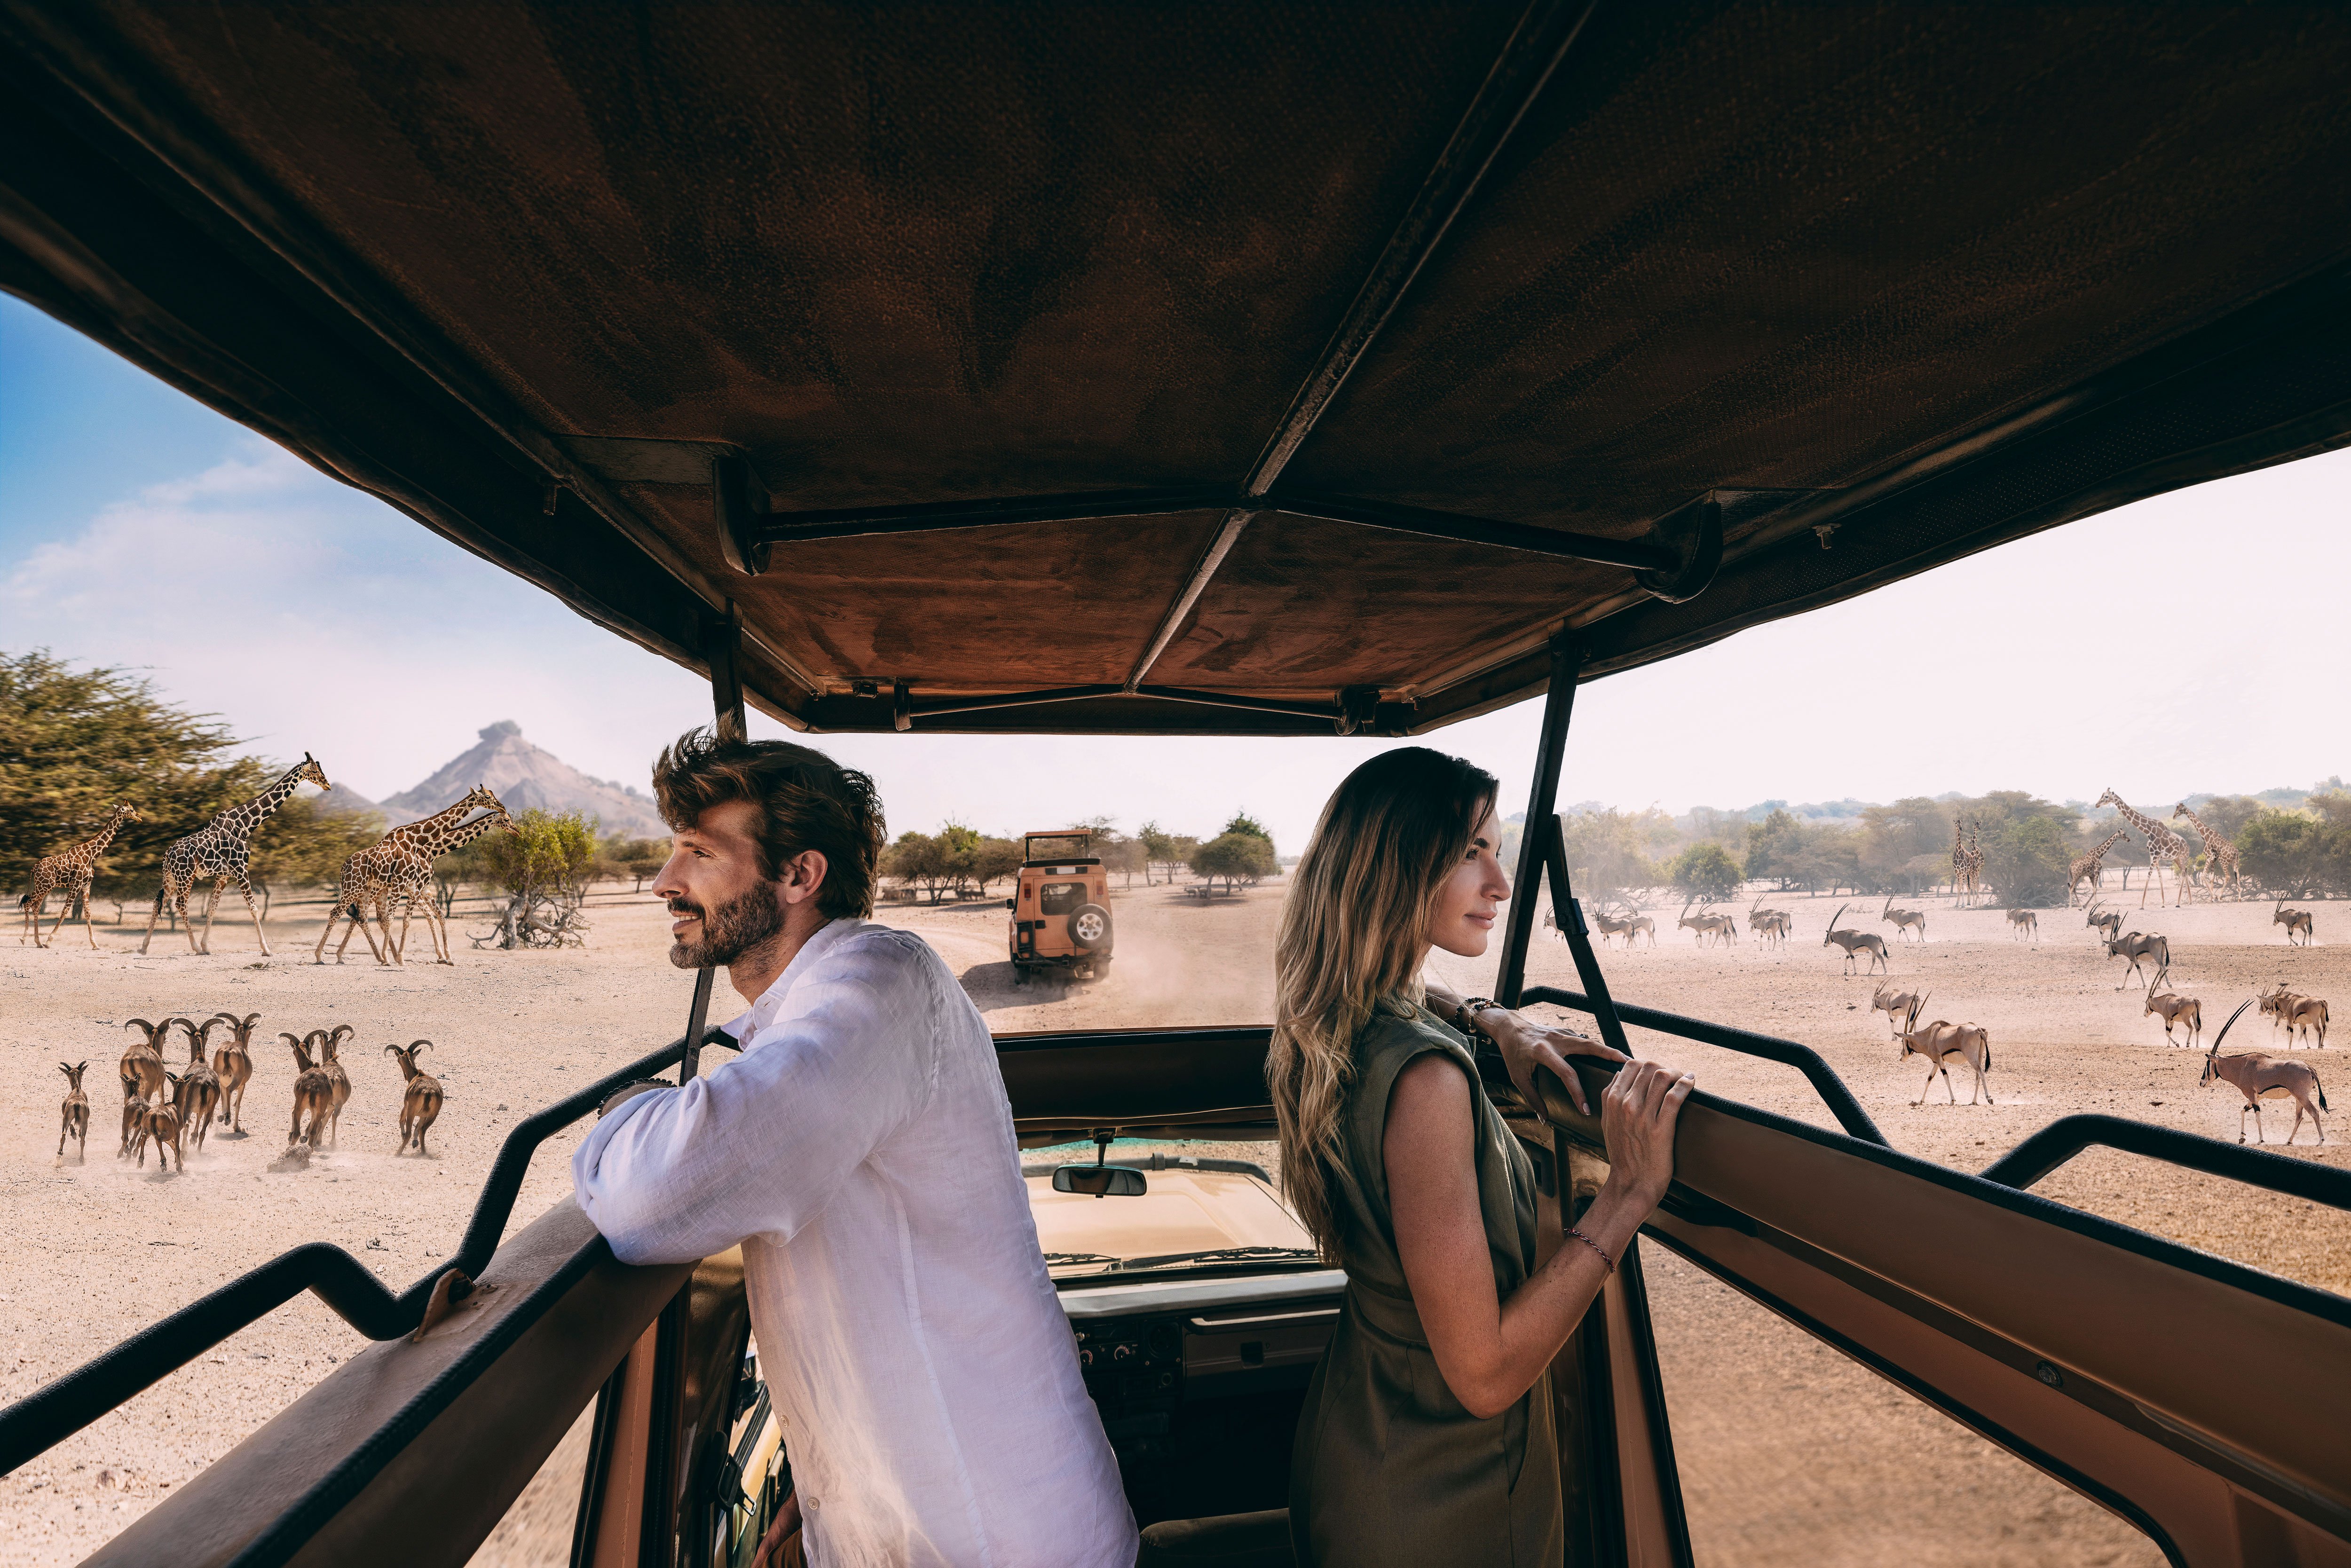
[7,434,2347,843]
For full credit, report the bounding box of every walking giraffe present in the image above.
[2068,827,2128,908]
[139,756,331,957]
[2173,803,2242,900]
[17,803,140,948]
[385,803,519,963]
[1951,817,1985,907]
[2097,789,2193,908]
[315,787,514,967]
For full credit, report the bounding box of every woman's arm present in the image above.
[1386,1053,1692,1420]
[1422,977,1625,1114]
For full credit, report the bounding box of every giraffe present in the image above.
[2097,789,2193,908]
[1951,816,1985,907]
[138,755,331,957]
[388,803,520,963]
[2068,827,2128,907]
[17,803,140,948]
[314,787,512,967]
[2173,803,2242,900]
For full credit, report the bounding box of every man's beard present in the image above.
[667,885,787,969]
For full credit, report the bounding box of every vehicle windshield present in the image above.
[1022,832,1093,864]
[1023,1142,1319,1280]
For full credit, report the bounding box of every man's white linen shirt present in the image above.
[572,918,1135,1568]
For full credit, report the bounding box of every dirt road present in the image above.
[2,883,2340,1564]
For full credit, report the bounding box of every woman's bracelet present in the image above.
[1566,1226,1616,1273]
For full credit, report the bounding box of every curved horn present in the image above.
[410,1040,433,1059]
[329,1023,355,1046]
[2206,997,2257,1056]
[382,1043,404,1061]
[123,1018,159,1042]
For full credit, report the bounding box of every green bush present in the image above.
[1981,815,2071,906]
[1668,842,1743,902]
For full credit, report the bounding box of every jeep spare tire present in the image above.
[1069,904,1112,951]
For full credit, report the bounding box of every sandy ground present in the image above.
[2,882,2342,1564]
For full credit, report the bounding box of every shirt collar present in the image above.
[721,916,864,1042]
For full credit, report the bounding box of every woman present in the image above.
[1273,748,1695,1565]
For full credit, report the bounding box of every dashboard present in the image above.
[1067,1279,1345,1476]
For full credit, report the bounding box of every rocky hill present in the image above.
[378,720,667,837]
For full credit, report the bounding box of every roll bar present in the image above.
[1980,1112,2351,1207]
[1522,981,1888,1147]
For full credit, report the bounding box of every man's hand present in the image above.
[749,1489,804,1568]
[1482,1007,1626,1116]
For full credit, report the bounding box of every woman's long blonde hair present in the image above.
[1270,748,1498,1259]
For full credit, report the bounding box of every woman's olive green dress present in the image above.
[1290,1006,1562,1566]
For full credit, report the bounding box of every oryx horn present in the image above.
[2207,997,2257,1056]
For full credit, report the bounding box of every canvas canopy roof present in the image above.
[5,2,2350,734]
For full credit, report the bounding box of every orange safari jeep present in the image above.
[1008,829,1114,982]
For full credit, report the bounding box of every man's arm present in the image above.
[571,933,935,1263]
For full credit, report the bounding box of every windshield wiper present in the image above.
[1112,1246,1321,1272]
[1042,1252,1123,1267]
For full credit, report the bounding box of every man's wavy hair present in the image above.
[651,722,886,919]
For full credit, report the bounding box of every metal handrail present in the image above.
[1980,1113,2351,1208]
[0,1029,733,1474]
[1521,984,1888,1146]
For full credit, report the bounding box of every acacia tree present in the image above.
[3,649,381,924]
[882,830,953,903]
[1138,821,1176,885]
[1192,832,1276,894]
[600,834,671,893]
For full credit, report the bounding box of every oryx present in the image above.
[2143,991,2202,1048]
[2201,1000,2328,1144]
[1894,995,1994,1105]
[1822,904,1889,976]
[1880,895,1927,943]
[2085,900,2122,945]
[2280,994,2330,1050]
[2102,929,2170,992]
[1870,981,1927,1039]
[2004,907,2038,941]
[2273,902,2316,946]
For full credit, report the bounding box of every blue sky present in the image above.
[4,291,2346,849]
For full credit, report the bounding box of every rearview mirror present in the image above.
[1052,1165,1147,1198]
[1005,898,1016,910]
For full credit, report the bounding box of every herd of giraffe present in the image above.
[56,1011,447,1172]
[15,756,518,969]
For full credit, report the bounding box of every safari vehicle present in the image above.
[4,6,2350,1567]
[1010,828,1115,983]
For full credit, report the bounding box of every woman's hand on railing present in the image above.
[1483,1007,1626,1115]
[1598,1060,1695,1208]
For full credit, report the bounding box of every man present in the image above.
[571,725,1136,1568]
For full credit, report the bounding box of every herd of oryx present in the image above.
[56,1011,447,1172]
[1569,889,2331,1145]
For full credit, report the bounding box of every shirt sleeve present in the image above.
[570,930,940,1264]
